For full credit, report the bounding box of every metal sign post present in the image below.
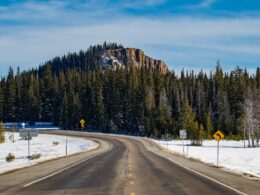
[186,144,189,157]
[213,130,225,167]
[66,129,68,155]
[19,129,38,159]
[183,139,184,155]
[166,133,169,151]
[179,130,187,156]
[28,132,30,158]
[217,141,219,167]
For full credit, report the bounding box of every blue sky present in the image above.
[0,0,260,76]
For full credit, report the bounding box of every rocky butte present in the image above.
[100,48,169,74]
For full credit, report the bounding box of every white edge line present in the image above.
[137,138,247,195]
[23,144,111,187]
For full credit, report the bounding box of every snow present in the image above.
[4,122,59,129]
[154,139,260,178]
[0,132,98,174]
[101,54,123,70]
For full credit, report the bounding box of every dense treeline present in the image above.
[1,43,260,143]
[38,42,123,75]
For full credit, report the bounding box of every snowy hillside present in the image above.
[155,139,260,179]
[0,132,98,174]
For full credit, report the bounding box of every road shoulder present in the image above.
[0,136,110,193]
[139,137,260,195]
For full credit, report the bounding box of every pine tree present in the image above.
[71,93,81,129]
[198,123,206,145]
[26,74,39,124]
[0,85,3,121]
[40,64,54,121]
[256,67,260,89]
[4,67,16,122]
[179,97,195,131]
[94,70,105,130]
[15,67,23,122]
[204,112,214,138]
[61,92,68,129]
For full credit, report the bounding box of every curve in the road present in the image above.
[14,134,240,195]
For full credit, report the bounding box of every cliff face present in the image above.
[100,48,169,74]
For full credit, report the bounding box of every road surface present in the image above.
[0,133,242,195]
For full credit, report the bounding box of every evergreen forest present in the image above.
[1,43,260,143]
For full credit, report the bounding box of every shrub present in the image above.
[6,153,15,162]
[27,153,41,160]
[225,134,244,141]
[0,135,4,143]
[53,141,59,145]
[0,121,4,143]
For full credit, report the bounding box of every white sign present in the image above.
[21,123,26,128]
[19,129,38,138]
[179,130,187,139]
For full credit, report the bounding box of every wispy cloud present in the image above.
[200,0,215,8]
[184,0,216,9]
[120,0,166,8]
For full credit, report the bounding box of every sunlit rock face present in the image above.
[100,48,169,74]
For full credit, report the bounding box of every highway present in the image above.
[1,132,258,195]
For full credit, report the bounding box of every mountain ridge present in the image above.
[37,43,169,75]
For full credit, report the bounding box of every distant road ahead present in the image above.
[2,133,242,195]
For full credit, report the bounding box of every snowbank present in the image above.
[154,139,260,178]
[0,132,98,174]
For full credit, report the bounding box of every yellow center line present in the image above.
[127,142,133,175]
[130,192,135,195]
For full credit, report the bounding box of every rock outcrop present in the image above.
[100,48,169,74]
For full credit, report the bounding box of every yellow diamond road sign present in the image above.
[80,119,85,127]
[213,130,224,142]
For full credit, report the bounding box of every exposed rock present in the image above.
[100,48,169,74]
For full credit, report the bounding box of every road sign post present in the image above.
[183,139,184,155]
[179,130,187,156]
[66,128,68,155]
[19,129,38,159]
[217,141,219,167]
[213,130,225,167]
[166,133,169,151]
[28,132,30,158]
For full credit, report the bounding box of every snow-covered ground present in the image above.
[154,139,260,178]
[0,132,98,174]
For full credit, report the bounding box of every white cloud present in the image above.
[200,0,215,8]
[184,0,216,9]
[0,1,67,21]
[120,0,166,8]
[0,0,259,76]
[0,0,166,22]
[0,17,259,66]
[140,0,166,6]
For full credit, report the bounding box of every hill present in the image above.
[37,43,168,76]
[0,42,260,144]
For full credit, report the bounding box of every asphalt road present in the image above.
[3,135,240,195]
